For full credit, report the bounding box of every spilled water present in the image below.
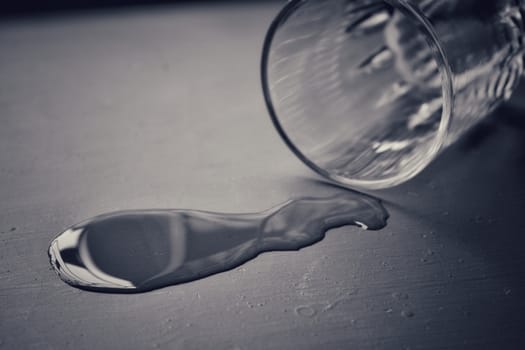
[48,192,388,293]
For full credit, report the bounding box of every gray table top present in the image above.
[1,2,525,349]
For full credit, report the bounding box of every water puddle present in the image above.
[48,192,388,293]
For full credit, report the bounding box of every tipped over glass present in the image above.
[262,0,525,189]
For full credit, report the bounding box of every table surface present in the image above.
[1,2,525,349]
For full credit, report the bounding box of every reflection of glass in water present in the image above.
[48,193,388,293]
[263,0,525,188]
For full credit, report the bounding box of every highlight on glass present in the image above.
[262,0,525,189]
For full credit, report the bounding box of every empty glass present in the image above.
[262,0,525,189]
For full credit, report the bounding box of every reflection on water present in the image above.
[48,192,388,293]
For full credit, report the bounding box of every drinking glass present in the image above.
[261,0,525,189]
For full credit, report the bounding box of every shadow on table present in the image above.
[289,82,525,348]
[296,78,525,292]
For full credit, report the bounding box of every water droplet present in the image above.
[295,305,317,317]
[392,292,409,300]
[346,9,391,37]
[401,310,414,318]
[347,288,358,296]
[354,221,368,230]
[356,46,394,74]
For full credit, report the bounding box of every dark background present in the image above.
[1,0,278,17]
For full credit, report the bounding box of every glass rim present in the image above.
[261,0,455,189]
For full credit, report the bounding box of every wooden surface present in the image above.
[1,2,525,349]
